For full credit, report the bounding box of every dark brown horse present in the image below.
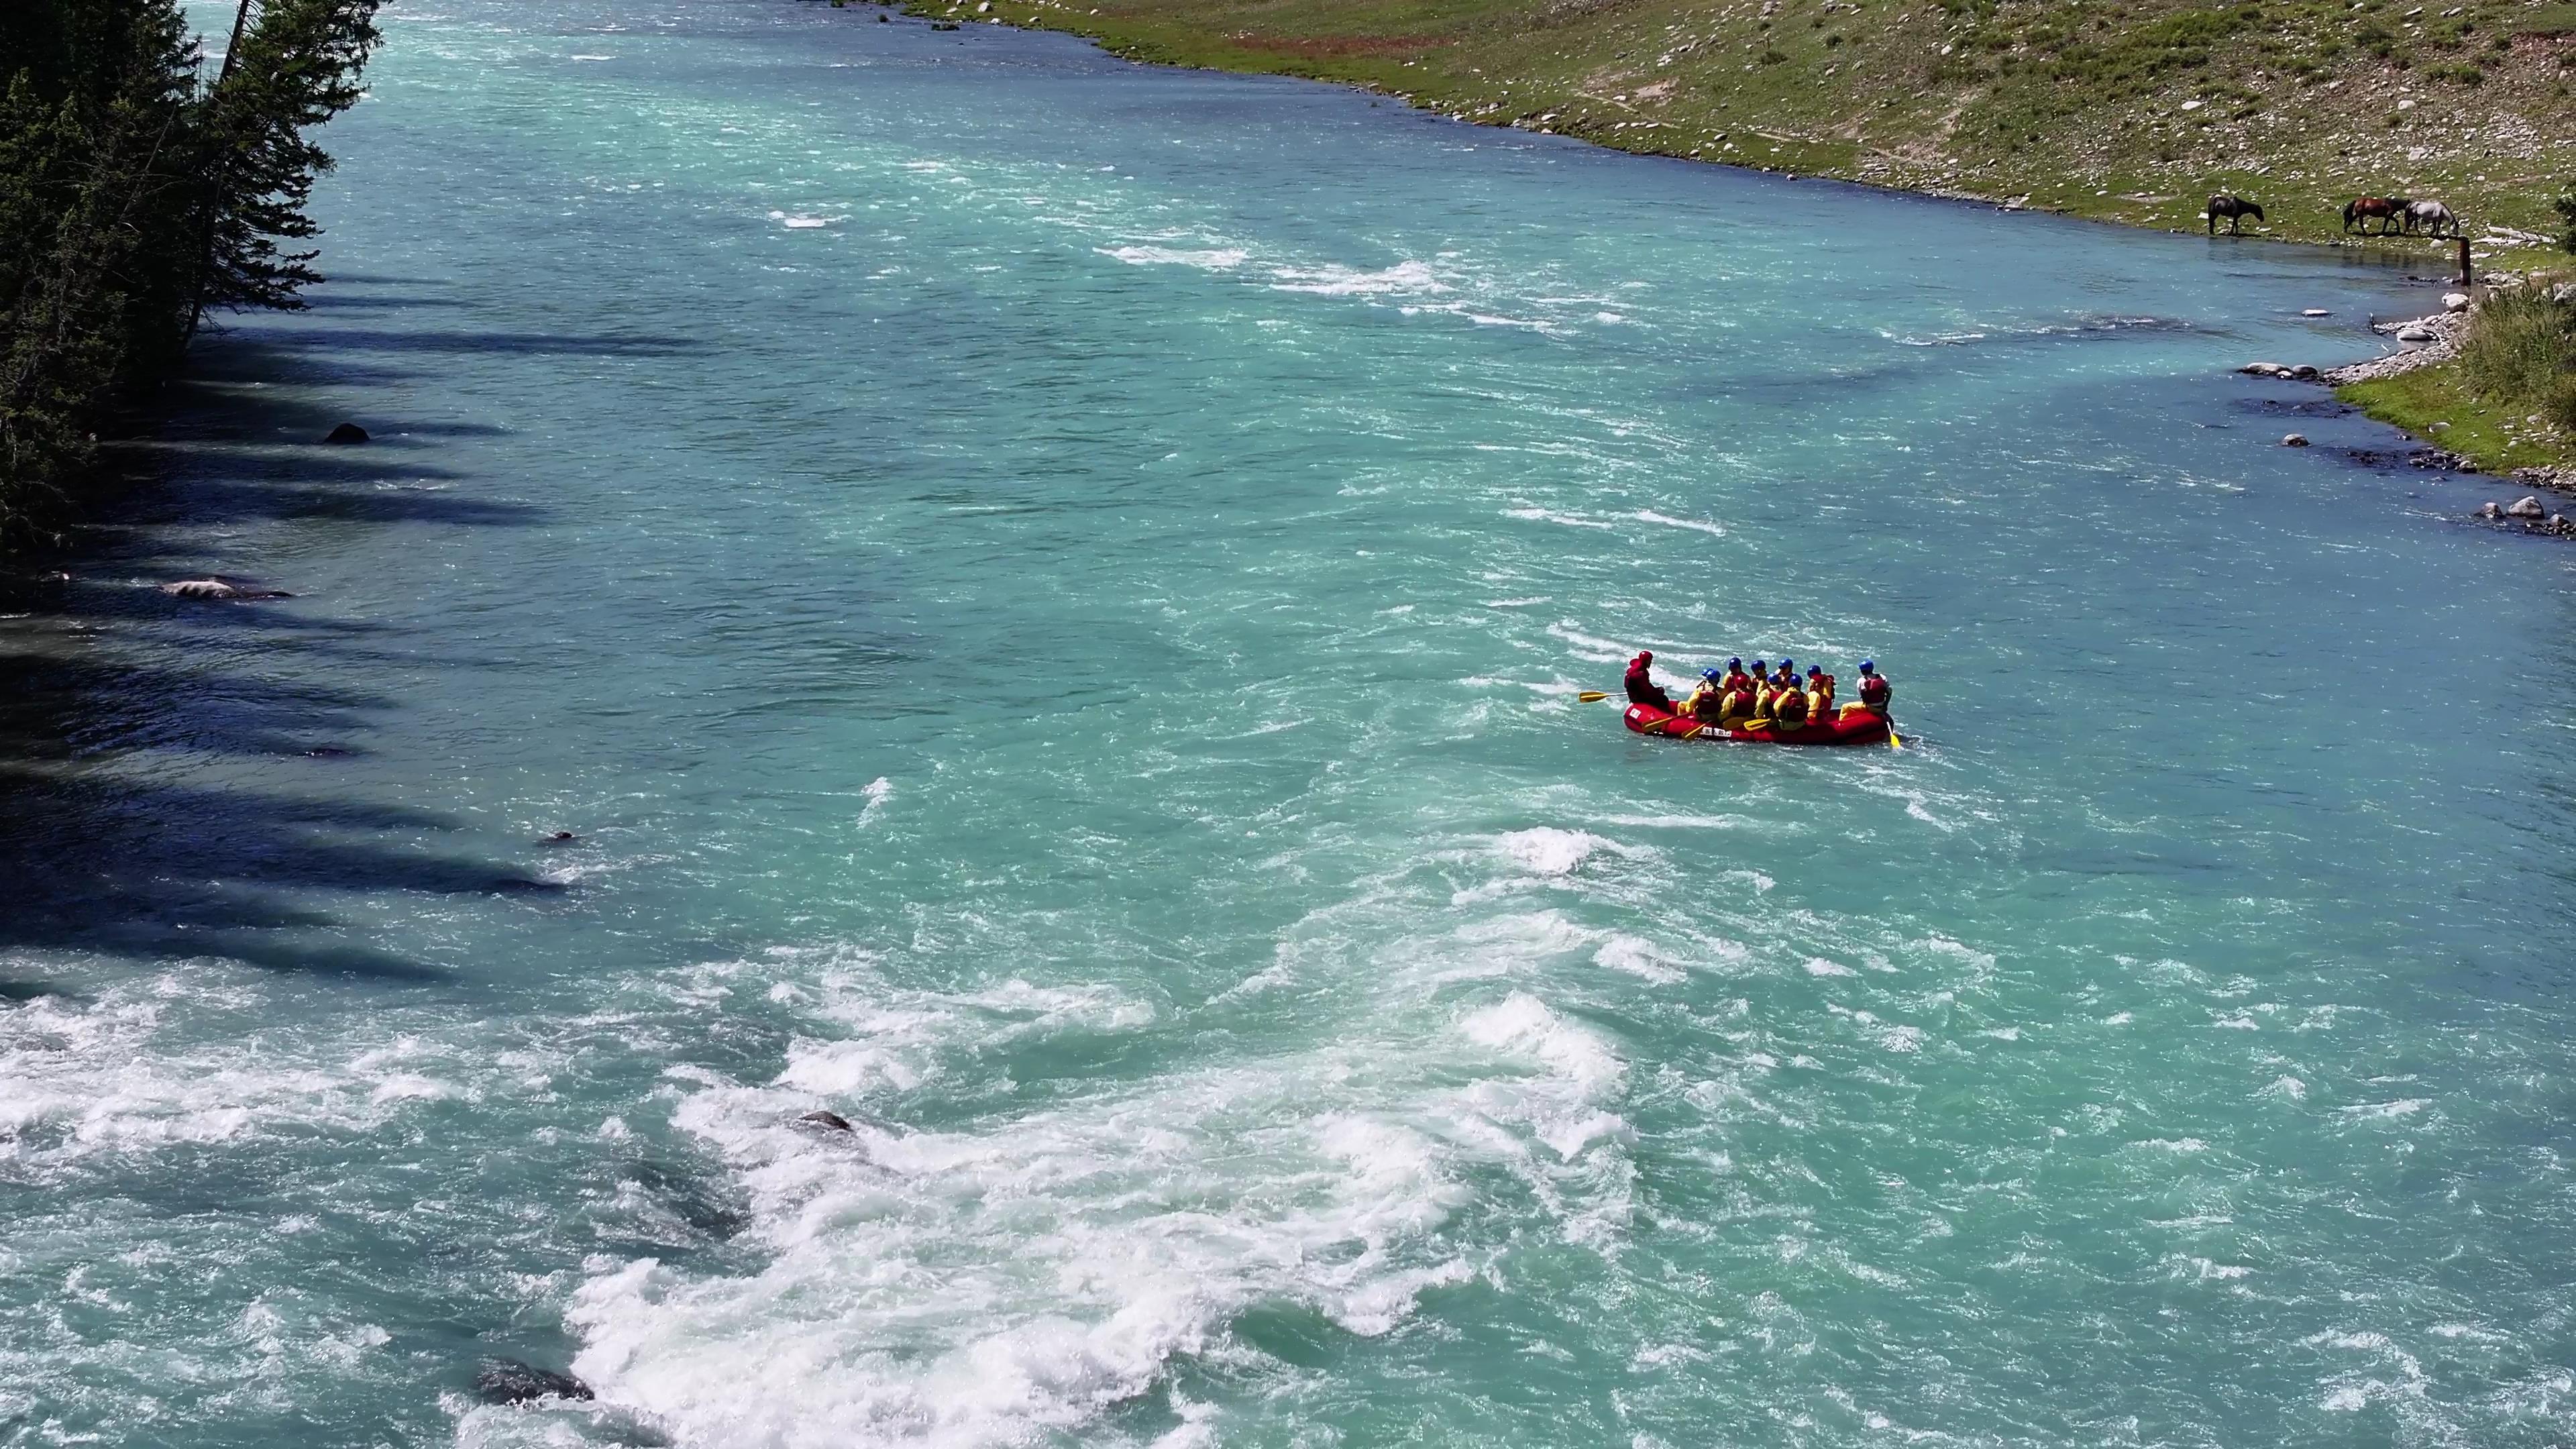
[2343,197,2409,235]
[2207,195,2263,235]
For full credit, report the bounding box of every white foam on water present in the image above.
[858,776,894,826]
[1591,936,1684,985]
[1268,260,1439,296]
[1544,622,1633,662]
[571,1038,1481,1448]
[1456,992,1633,1171]
[1494,826,1615,877]
[1503,507,1614,530]
[1098,245,1248,270]
[0,978,470,1172]
[562,922,1648,1447]
[2338,1097,2431,1120]
[1628,509,1725,537]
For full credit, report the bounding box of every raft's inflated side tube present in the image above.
[1622,701,1892,747]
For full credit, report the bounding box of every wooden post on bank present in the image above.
[2457,234,2472,288]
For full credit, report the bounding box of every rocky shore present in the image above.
[2243,287,2576,529]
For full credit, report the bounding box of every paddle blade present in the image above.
[1888,731,1904,749]
[1577,691,1610,703]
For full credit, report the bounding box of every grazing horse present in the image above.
[2206,195,2264,235]
[2402,199,2458,238]
[2344,196,2408,235]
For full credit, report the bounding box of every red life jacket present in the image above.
[1859,674,1891,708]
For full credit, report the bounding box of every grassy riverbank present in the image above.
[888,0,2576,252]
[2338,279,2576,477]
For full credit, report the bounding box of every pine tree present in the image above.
[0,0,380,544]
[191,0,382,329]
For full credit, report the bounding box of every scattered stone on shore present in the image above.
[2412,449,2473,471]
[2474,501,2576,537]
[2238,362,2322,380]
[2282,433,2310,447]
[2507,495,2546,519]
[474,1360,593,1405]
[2442,292,2471,313]
[798,1110,855,1132]
[324,422,369,444]
[2317,307,2471,386]
[160,576,293,600]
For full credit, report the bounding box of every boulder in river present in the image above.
[324,422,370,444]
[798,1110,855,1132]
[2479,501,2504,519]
[2508,495,2546,519]
[2302,308,2330,317]
[474,1359,592,1405]
[2282,433,2310,447]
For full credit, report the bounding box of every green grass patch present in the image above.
[2515,3,2576,35]
[883,0,2576,248]
[2340,361,2574,474]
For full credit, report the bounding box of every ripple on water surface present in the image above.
[5,0,2575,1446]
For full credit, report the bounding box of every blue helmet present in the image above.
[1727,657,1741,669]
[1703,667,1725,682]
[1779,658,1794,672]
[1860,659,1876,672]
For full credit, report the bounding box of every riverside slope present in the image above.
[5,3,2576,1448]
[908,0,2576,250]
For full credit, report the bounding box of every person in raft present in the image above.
[1683,667,1732,722]
[1624,651,1674,710]
[1856,660,1892,716]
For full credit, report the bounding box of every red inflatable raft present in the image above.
[1623,701,1895,747]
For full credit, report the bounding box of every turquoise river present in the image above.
[4,1,2575,1446]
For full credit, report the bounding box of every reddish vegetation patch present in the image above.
[1223,30,1449,58]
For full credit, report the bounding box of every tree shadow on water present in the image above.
[0,329,566,993]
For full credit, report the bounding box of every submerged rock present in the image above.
[474,1359,592,1405]
[2282,433,2310,447]
[160,577,292,600]
[798,1110,855,1132]
[324,422,370,444]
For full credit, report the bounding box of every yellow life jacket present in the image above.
[1774,688,1809,726]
